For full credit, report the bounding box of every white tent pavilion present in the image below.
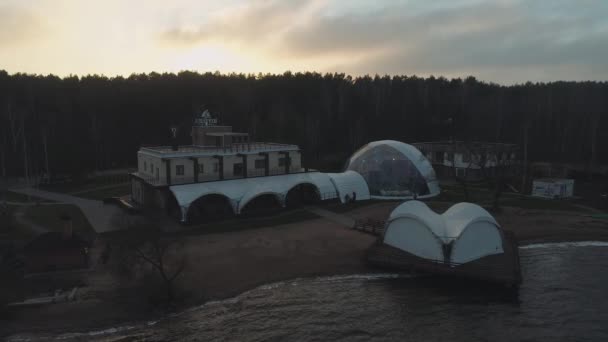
[169,171,370,222]
[383,201,504,264]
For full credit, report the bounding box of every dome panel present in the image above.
[345,140,440,199]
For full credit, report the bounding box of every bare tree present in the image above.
[116,223,186,305]
[476,144,519,210]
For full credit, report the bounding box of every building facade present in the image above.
[130,110,313,221]
[412,141,518,180]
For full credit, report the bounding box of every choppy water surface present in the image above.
[12,242,608,341]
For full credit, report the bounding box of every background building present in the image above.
[412,141,518,181]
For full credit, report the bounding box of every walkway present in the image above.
[68,182,130,196]
[306,206,356,228]
[13,206,49,235]
[8,187,123,233]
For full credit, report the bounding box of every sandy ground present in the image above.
[349,201,608,243]
[2,216,375,337]
[3,201,608,338]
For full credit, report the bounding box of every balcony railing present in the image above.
[131,166,308,187]
[141,142,299,157]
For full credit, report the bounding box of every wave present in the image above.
[519,241,608,250]
[21,273,410,341]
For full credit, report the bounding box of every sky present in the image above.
[1,0,607,84]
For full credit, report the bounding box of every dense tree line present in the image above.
[0,70,606,179]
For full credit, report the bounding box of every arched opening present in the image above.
[187,194,234,224]
[284,183,321,208]
[239,193,283,217]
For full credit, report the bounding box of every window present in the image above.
[156,167,159,180]
[144,161,147,172]
[447,152,454,162]
[176,165,184,176]
[279,156,290,167]
[462,153,471,163]
[255,159,265,169]
[198,163,204,174]
[233,163,243,176]
[213,162,219,173]
[434,151,443,162]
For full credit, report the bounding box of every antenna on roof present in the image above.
[170,125,179,151]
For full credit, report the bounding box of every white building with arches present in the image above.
[130,110,439,223]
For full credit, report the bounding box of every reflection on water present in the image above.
[9,244,608,342]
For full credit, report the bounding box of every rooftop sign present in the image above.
[194,109,218,127]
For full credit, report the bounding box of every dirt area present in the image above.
[349,201,608,243]
[3,201,608,338]
[1,217,375,337]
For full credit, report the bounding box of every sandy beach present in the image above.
[3,201,608,338]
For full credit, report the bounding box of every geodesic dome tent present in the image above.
[344,140,440,199]
[383,201,505,264]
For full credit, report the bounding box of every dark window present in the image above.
[176,165,184,176]
[447,153,454,162]
[213,162,219,172]
[279,156,290,167]
[198,163,204,174]
[255,159,265,169]
[434,151,443,162]
[156,167,159,180]
[462,153,471,163]
[144,161,147,172]
[233,163,243,176]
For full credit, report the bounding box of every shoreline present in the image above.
[6,236,608,340]
[3,203,608,339]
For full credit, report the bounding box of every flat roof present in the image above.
[139,142,299,158]
[206,132,249,136]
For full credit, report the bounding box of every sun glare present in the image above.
[169,44,265,73]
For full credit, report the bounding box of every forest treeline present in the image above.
[0,70,606,179]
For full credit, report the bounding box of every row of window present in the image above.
[144,156,291,176]
[174,157,290,176]
[424,152,516,163]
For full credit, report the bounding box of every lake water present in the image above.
[9,242,608,342]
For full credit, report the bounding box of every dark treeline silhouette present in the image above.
[0,70,606,179]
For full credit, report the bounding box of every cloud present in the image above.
[0,4,48,46]
[3,0,607,82]
[158,0,321,46]
[158,0,608,83]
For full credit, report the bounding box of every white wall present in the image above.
[138,152,163,181]
[450,221,504,264]
[384,218,444,262]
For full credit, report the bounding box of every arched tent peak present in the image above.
[383,201,504,264]
[345,140,440,200]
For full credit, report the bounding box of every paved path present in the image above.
[13,206,49,235]
[8,187,123,233]
[306,206,356,228]
[68,182,130,196]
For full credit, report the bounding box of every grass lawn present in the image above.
[498,196,590,212]
[75,184,131,200]
[1,191,54,203]
[0,205,39,246]
[39,174,130,194]
[24,204,97,241]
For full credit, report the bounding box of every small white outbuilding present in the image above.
[382,201,504,264]
[531,178,574,199]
